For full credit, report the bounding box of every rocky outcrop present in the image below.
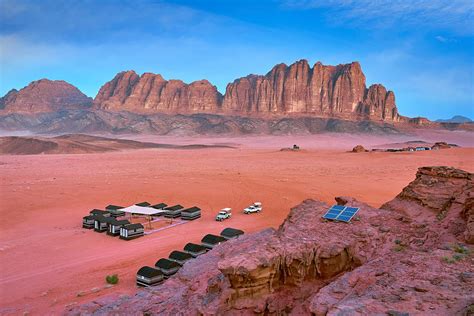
[93,71,222,113]
[382,166,473,243]
[68,166,474,315]
[91,60,400,121]
[352,144,367,152]
[0,79,92,113]
[222,60,400,121]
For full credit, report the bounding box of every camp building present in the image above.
[164,205,184,218]
[183,243,208,257]
[201,234,227,249]
[136,266,164,287]
[168,250,193,266]
[107,219,130,236]
[155,258,180,277]
[105,205,125,217]
[120,223,145,240]
[220,227,244,240]
[180,206,201,220]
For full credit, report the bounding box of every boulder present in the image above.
[352,145,368,152]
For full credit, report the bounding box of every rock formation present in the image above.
[0,79,92,113]
[222,60,400,121]
[68,166,474,315]
[352,144,368,152]
[91,60,400,121]
[93,71,222,113]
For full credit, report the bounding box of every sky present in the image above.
[0,0,473,120]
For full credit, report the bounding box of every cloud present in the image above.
[282,0,474,35]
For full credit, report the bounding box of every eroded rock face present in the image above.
[68,167,473,315]
[382,166,473,243]
[93,71,223,113]
[222,60,400,121]
[0,80,92,113]
[91,60,401,121]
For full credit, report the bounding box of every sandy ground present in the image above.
[0,131,473,314]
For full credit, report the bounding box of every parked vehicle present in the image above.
[216,208,232,221]
[243,202,262,214]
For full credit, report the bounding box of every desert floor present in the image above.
[1,131,473,314]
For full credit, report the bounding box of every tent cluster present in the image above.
[136,227,244,287]
[82,202,202,241]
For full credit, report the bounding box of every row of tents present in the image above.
[82,202,202,240]
[136,228,244,287]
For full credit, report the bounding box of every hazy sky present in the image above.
[1,0,473,119]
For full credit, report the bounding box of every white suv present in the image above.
[216,208,232,221]
[244,202,262,214]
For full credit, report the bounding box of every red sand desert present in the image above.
[0,132,473,314]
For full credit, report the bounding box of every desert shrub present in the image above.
[441,256,455,264]
[392,244,405,252]
[106,274,119,285]
[394,239,402,245]
[453,244,469,255]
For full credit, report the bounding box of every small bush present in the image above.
[441,256,455,264]
[394,239,402,245]
[392,244,405,252]
[106,274,119,285]
[453,244,469,255]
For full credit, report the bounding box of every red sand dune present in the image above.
[0,132,473,314]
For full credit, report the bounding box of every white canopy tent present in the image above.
[121,205,166,216]
[121,205,167,229]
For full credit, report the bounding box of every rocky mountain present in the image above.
[0,79,92,113]
[91,60,400,121]
[436,115,472,123]
[222,60,399,121]
[93,71,222,113]
[68,166,473,315]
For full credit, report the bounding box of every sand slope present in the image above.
[0,134,234,155]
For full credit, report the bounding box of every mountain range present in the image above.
[1,60,472,134]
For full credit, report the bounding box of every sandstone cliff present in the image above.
[93,71,222,113]
[91,60,400,121]
[223,60,400,121]
[0,79,92,113]
[68,166,474,315]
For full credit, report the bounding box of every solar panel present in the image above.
[322,205,360,223]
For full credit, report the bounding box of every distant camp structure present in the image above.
[164,204,185,218]
[220,227,244,240]
[155,258,180,278]
[180,207,201,220]
[82,200,202,241]
[168,251,193,266]
[136,266,164,287]
[183,243,208,257]
[136,227,245,286]
[201,234,227,249]
[120,223,145,240]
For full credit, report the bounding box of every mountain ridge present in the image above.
[2,59,402,123]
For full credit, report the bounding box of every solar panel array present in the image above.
[322,205,360,223]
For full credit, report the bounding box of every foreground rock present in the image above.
[68,166,474,315]
[0,79,92,113]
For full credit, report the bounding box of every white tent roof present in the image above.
[121,205,165,216]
